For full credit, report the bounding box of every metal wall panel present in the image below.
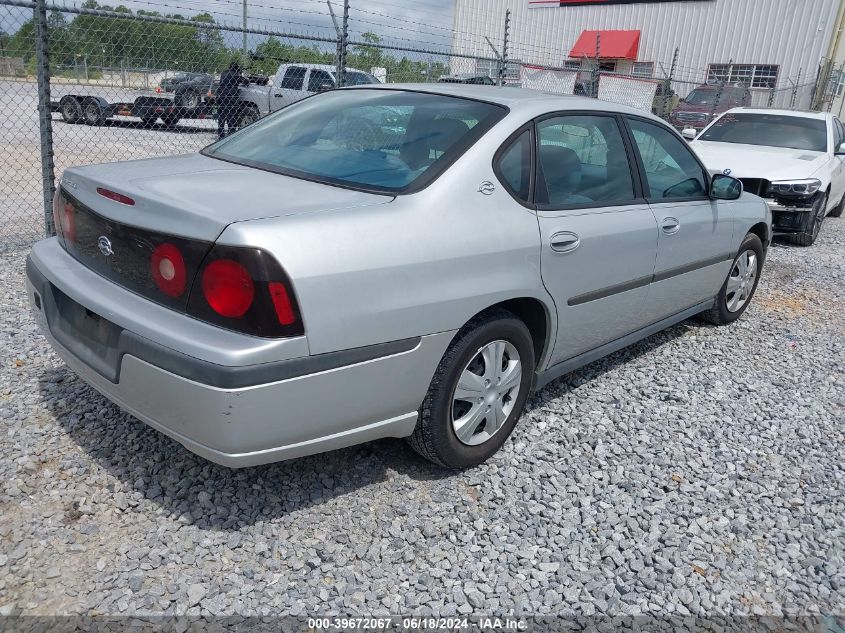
[453,0,840,93]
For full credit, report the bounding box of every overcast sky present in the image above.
[0,0,457,49]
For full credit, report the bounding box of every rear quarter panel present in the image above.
[217,127,554,357]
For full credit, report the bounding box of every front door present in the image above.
[534,113,659,366]
[625,117,735,322]
[272,65,307,110]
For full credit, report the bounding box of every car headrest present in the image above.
[539,144,582,194]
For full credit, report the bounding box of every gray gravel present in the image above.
[1,221,843,620]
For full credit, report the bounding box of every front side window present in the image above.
[280,66,307,90]
[698,113,828,152]
[628,118,708,200]
[343,71,379,86]
[536,115,635,207]
[206,89,506,193]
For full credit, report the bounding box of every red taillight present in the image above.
[150,243,187,298]
[156,86,162,93]
[96,187,135,206]
[201,259,255,318]
[268,282,296,325]
[54,193,76,243]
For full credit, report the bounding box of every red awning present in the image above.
[569,30,640,60]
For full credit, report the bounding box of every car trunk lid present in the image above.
[61,152,392,242]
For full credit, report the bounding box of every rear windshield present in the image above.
[204,89,506,193]
[699,113,828,152]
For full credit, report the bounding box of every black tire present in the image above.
[829,193,844,218]
[60,97,82,124]
[699,233,765,326]
[140,116,158,128]
[238,105,260,128]
[408,309,535,469]
[82,99,104,126]
[788,192,827,247]
[162,114,180,128]
[176,90,200,109]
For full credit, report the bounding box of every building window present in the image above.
[599,61,617,73]
[707,63,779,89]
[563,60,583,72]
[632,62,654,78]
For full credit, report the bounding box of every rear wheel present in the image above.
[408,310,535,469]
[83,99,105,126]
[162,113,180,128]
[60,97,82,124]
[789,192,827,247]
[699,233,764,325]
[140,116,158,128]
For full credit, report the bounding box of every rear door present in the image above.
[307,69,336,95]
[272,65,307,110]
[533,113,659,366]
[625,116,735,322]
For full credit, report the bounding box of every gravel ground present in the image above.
[1,220,843,623]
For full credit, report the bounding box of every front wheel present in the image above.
[238,106,260,128]
[789,192,827,246]
[699,233,764,325]
[83,99,105,126]
[408,310,535,469]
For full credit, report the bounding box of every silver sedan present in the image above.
[27,84,771,468]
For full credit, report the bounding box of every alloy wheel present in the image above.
[726,249,758,313]
[450,340,522,446]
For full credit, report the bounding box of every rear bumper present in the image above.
[27,243,453,467]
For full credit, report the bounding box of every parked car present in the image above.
[692,108,845,246]
[236,63,379,127]
[438,73,496,85]
[159,72,209,93]
[28,85,770,469]
[669,83,751,131]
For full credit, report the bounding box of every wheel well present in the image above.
[474,298,549,368]
[748,222,769,248]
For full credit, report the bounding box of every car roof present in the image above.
[348,83,664,119]
[724,107,831,120]
[281,62,367,74]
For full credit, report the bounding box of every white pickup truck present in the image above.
[236,63,380,126]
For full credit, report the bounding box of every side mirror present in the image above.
[316,80,334,92]
[836,142,845,155]
[681,128,698,141]
[711,173,743,201]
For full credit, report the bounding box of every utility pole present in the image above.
[242,0,247,57]
[327,0,342,84]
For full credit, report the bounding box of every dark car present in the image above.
[669,83,752,131]
[159,72,210,92]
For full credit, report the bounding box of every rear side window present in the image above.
[280,66,307,90]
[308,69,334,92]
[628,118,708,200]
[496,130,532,203]
[535,115,635,207]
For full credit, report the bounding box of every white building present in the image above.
[451,0,844,108]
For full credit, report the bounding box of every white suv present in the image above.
[691,108,845,246]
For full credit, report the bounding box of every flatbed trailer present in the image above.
[50,94,214,127]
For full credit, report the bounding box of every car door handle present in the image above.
[661,217,681,235]
[550,231,581,253]
[274,93,283,97]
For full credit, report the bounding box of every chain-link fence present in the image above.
[0,0,836,250]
